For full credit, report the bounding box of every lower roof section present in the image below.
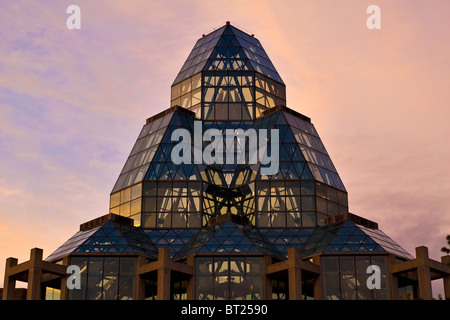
[45,214,158,262]
[46,212,413,262]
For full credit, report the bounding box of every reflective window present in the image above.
[196,256,263,300]
[68,256,137,300]
[322,255,390,300]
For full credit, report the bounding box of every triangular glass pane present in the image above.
[276,112,287,125]
[351,228,366,236]
[223,25,234,35]
[222,245,236,252]
[93,229,107,237]
[170,113,181,126]
[228,36,240,46]
[280,144,291,161]
[292,146,305,161]
[283,128,296,143]
[337,227,353,236]
[207,238,220,246]
[301,164,314,179]
[331,236,349,244]
[217,36,229,47]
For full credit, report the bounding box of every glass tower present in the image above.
[38,22,431,301]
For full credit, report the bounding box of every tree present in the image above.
[441,235,450,254]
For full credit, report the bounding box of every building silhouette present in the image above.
[2,22,449,300]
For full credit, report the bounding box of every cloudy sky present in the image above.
[0,1,449,297]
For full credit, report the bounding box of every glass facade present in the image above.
[68,256,137,300]
[322,255,390,300]
[171,24,286,122]
[196,256,263,300]
[41,22,418,301]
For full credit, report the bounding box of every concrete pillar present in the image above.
[262,255,273,300]
[441,255,450,300]
[157,248,171,300]
[287,248,302,300]
[30,248,43,267]
[27,268,42,300]
[417,266,432,300]
[2,257,18,300]
[388,255,399,300]
[186,255,195,300]
[59,256,70,300]
[136,256,147,300]
[157,268,171,300]
[27,248,43,300]
[312,255,322,300]
[416,246,432,300]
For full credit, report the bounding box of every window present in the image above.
[196,256,263,300]
[322,255,390,300]
[68,256,137,300]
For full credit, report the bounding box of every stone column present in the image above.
[416,246,432,300]
[186,255,196,300]
[441,255,450,300]
[2,257,18,300]
[136,255,147,300]
[312,255,322,300]
[287,248,302,300]
[27,248,43,300]
[59,256,70,300]
[262,255,273,300]
[157,248,171,300]
[388,255,399,300]
[157,268,171,300]
[27,268,42,300]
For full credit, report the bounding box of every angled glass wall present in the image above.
[108,22,352,259]
[68,256,137,300]
[322,255,390,300]
[196,256,263,300]
[171,24,286,122]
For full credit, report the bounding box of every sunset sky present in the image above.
[0,1,449,297]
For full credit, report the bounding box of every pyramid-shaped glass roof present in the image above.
[300,220,413,260]
[173,23,283,86]
[173,216,285,260]
[46,219,158,262]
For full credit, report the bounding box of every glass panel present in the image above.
[130,198,141,215]
[302,196,315,211]
[322,256,340,300]
[131,183,142,200]
[181,78,191,95]
[192,88,201,105]
[119,276,135,300]
[104,257,119,275]
[86,275,102,300]
[302,212,315,227]
[120,257,137,275]
[214,276,229,300]
[229,258,245,275]
[197,257,214,274]
[191,73,202,90]
[171,83,181,100]
[301,181,314,195]
[287,211,302,227]
[142,212,156,228]
[214,258,229,275]
[103,275,118,300]
[341,274,356,300]
[88,257,103,275]
[110,192,120,209]
[120,188,131,203]
[197,276,214,300]
[68,257,87,300]
[317,197,327,213]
